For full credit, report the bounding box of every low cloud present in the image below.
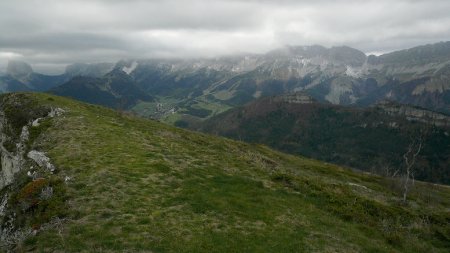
[1,0,450,74]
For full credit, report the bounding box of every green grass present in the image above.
[3,93,450,252]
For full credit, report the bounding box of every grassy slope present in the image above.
[10,93,450,252]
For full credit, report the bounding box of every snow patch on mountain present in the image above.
[122,61,138,75]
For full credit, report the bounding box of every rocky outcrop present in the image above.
[0,106,65,189]
[0,96,66,249]
[27,151,55,173]
[272,92,316,104]
[376,100,450,127]
[0,113,27,190]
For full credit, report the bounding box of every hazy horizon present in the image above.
[1,0,450,74]
[4,41,450,76]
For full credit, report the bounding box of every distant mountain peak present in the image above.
[265,44,366,67]
[6,60,33,79]
[64,62,115,78]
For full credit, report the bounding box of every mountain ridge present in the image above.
[1,41,450,119]
[50,69,153,109]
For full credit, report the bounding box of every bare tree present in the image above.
[400,134,423,202]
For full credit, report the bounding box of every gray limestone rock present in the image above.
[27,150,55,173]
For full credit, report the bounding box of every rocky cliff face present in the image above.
[0,113,28,189]
[376,100,450,127]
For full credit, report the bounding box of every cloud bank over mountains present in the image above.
[1,0,450,74]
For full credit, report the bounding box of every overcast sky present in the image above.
[1,0,450,74]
